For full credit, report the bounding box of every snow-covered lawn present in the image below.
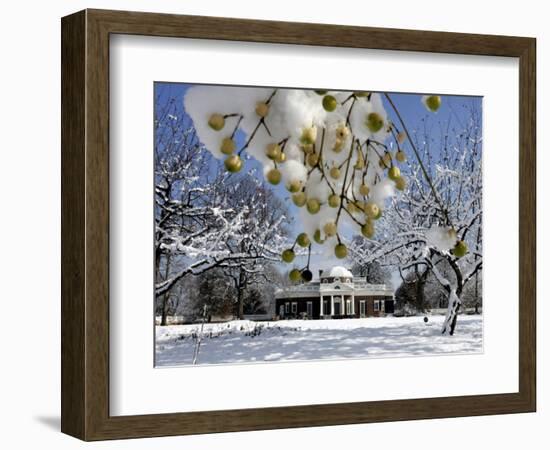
[155,315,483,366]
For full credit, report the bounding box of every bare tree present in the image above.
[221,176,290,318]
[154,92,291,323]
[348,101,483,334]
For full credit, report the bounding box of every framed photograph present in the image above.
[61,9,536,440]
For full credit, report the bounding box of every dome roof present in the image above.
[320,266,353,279]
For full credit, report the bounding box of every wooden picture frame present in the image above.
[61,8,536,441]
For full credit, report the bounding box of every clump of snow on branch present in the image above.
[184,86,403,258]
[369,179,396,205]
[425,225,457,253]
[281,159,308,185]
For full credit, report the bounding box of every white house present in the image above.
[275,266,394,319]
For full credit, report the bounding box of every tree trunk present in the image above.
[441,256,463,335]
[160,255,172,326]
[161,295,169,326]
[236,268,245,320]
[441,290,461,335]
[414,266,429,313]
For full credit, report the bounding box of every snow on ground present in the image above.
[155,315,483,367]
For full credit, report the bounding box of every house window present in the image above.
[291,302,297,314]
[346,299,352,315]
[285,303,289,313]
[374,300,380,312]
[380,300,385,312]
[307,302,313,317]
[360,301,366,317]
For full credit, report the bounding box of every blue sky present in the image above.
[155,82,482,285]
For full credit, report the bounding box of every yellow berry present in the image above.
[266,143,282,161]
[355,151,365,170]
[306,198,321,214]
[364,201,380,219]
[287,180,302,193]
[224,155,242,173]
[322,95,338,112]
[328,194,340,208]
[329,167,341,179]
[300,126,317,145]
[333,138,345,153]
[276,151,287,163]
[334,243,348,259]
[292,192,307,207]
[267,168,282,185]
[366,112,384,133]
[336,125,350,140]
[323,222,337,237]
[452,240,468,258]
[282,249,295,263]
[220,137,236,155]
[395,150,406,162]
[296,233,310,247]
[313,229,324,244]
[307,152,319,167]
[361,221,375,238]
[388,166,401,181]
[255,102,269,117]
[359,184,370,196]
[425,95,441,112]
[289,268,301,282]
[208,113,225,131]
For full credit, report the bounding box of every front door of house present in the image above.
[334,302,341,316]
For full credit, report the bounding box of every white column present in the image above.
[320,295,324,317]
[331,295,334,317]
[351,294,355,316]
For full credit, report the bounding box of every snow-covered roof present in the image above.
[320,266,353,279]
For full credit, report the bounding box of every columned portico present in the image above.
[322,294,353,317]
[275,266,394,319]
